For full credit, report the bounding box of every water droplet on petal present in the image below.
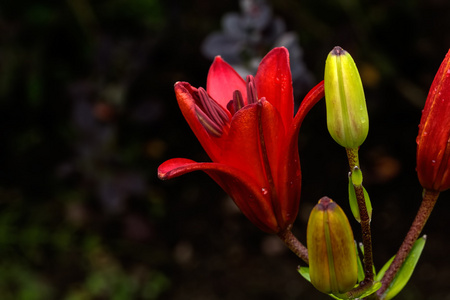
[262,188,268,195]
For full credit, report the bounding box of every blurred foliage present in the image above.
[0,0,171,299]
[0,0,450,299]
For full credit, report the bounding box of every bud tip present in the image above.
[331,46,346,56]
[317,196,336,211]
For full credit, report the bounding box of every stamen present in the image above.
[194,87,230,137]
[246,75,258,104]
[233,90,245,112]
[226,91,245,115]
[195,107,223,137]
[226,100,236,115]
[197,88,229,127]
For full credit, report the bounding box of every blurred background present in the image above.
[1,0,450,299]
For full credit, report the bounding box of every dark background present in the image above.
[1,0,450,299]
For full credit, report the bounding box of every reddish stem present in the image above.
[278,229,309,264]
[376,189,439,299]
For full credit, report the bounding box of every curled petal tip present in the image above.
[158,158,198,180]
[157,163,173,180]
[157,164,172,180]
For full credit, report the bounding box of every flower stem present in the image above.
[346,147,374,283]
[278,229,309,264]
[341,280,374,299]
[376,189,439,299]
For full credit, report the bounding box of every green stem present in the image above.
[376,189,439,299]
[346,147,374,284]
[278,229,309,264]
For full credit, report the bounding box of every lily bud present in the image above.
[416,48,450,192]
[307,197,358,295]
[324,46,369,149]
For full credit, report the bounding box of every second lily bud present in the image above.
[307,197,358,296]
[324,46,369,149]
[416,48,450,192]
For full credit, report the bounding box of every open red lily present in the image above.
[416,48,450,192]
[158,47,324,233]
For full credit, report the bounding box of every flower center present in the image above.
[194,88,230,137]
[246,75,259,104]
[195,76,259,137]
[226,75,259,115]
[226,90,245,115]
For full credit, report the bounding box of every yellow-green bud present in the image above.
[324,46,369,149]
[307,197,358,295]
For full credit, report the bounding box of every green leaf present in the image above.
[375,256,394,282]
[363,186,372,221]
[378,236,427,300]
[329,293,342,299]
[355,241,365,283]
[356,241,377,281]
[348,176,372,223]
[357,281,382,298]
[298,266,311,282]
[298,267,343,299]
[348,177,360,222]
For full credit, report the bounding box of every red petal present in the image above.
[158,158,279,233]
[258,98,286,224]
[218,98,295,229]
[221,99,288,228]
[276,81,325,228]
[221,103,270,190]
[158,157,197,179]
[174,82,228,162]
[207,56,247,109]
[292,81,325,133]
[255,47,294,131]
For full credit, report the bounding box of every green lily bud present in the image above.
[324,46,369,149]
[307,197,358,295]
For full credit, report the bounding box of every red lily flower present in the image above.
[416,48,450,192]
[158,47,324,233]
